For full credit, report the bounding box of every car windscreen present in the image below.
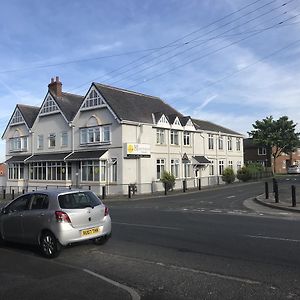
[58,191,102,209]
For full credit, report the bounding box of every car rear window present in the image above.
[58,191,102,209]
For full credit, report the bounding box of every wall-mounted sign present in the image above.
[125,143,151,158]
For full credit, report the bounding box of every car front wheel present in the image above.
[40,231,61,258]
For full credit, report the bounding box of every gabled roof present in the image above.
[93,83,181,123]
[17,104,40,128]
[192,118,242,136]
[167,114,179,124]
[179,116,192,126]
[51,92,84,122]
[1,104,40,139]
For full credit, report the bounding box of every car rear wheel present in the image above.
[40,231,61,258]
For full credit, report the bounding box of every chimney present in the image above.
[48,76,62,97]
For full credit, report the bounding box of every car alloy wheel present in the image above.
[40,232,61,258]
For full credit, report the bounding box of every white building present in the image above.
[2,77,244,195]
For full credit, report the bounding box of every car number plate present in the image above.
[81,227,102,236]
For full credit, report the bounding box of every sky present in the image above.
[1,0,300,161]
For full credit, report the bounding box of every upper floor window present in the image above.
[208,134,214,150]
[80,126,111,145]
[227,137,233,151]
[170,130,179,145]
[82,89,104,109]
[37,135,44,149]
[9,132,28,152]
[40,96,59,115]
[61,132,68,147]
[183,132,190,146]
[236,138,241,151]
[11,109,24,124]
[48,133,56,148]
[156,129,165,145]
[218,136,224,150]
[258,147,266,155]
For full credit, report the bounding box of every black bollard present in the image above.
[102,186,106,200]
[183,180,187,193]
[164,182,167,195]
[11,189,15,200]
[265,182,269,199]
[274,181,279,203]
[128,185,132,199]
[198,178,202,191]
[3,189,6,200]
[292,185,296,207]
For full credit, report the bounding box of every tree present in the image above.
[222,167,235,184]
[248,116,300,173]
[160,171,175,191]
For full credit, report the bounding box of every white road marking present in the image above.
[226,195,236,199]
[246,235,300,243]
[96,251,261,286]
[113,221,183,231]
[83,269,140,300]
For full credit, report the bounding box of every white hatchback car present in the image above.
[287,165,300,174]
[0,189,111,258]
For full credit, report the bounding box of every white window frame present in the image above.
[218,160,224,175]
[61,132,68,147]
[209,161,214,176]
[208,134,214,150]
[48,133,56,148]
[156,129,165,145]
[82,89,104,110]
[170,130,179,145]
[37,135,44,150]
[258,147,267,155]
[218,136,224,150]
[40,96,59,115]
[156,159,165,180]
[227,137,233,151]
[236,138,241,151]
[80,126,111,145]
[170,159,180,178]
[183,131,191,146]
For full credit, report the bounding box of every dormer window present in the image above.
[159,115,169,124]
[82,89,104,109]
[173,118,181,126]
[11,109,24,124]
[40,95,59,115]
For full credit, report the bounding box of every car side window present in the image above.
[7,195,31,213]
[30,194,49,210]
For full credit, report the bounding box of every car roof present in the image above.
[28,189,90,197]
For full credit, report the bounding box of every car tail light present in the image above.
[55,211,71,223]
[104,206,109,216]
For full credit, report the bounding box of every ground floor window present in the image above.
[209,161,214,176]
[81,160,106,182]
[8,163,24,180]
[183,163,191,178]
[170,159,180,178]
[111,158,117,183]
[228,160,233,169]
[156,159,165,179]
[29,162,71,181]
[218,160,224,175]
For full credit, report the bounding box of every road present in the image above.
[1,177,300,299]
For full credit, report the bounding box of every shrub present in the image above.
[222,167,236,184]
[237,166,251,182]
[160,171,176,191]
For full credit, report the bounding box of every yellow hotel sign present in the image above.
[125,143,151,157]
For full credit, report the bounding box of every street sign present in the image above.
[182,153,190,163]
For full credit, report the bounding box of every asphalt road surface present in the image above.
[1,177,300,299]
